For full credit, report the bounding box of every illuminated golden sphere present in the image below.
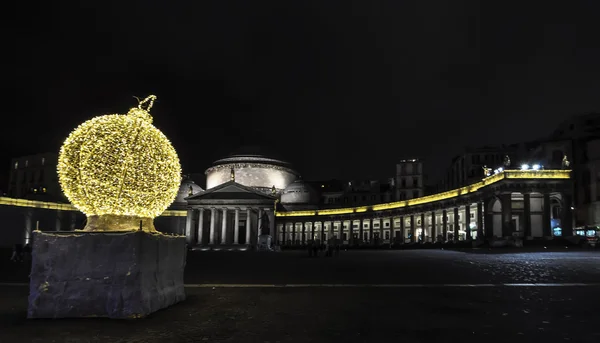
[57,95,181,232]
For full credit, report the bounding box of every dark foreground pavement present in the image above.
[2,250,600,342]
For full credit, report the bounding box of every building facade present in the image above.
[0,153,577,249]
[395,159,424,200]
[8,153,63,202]
[275,170,573,245]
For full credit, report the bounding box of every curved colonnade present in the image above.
[274,170,572,246]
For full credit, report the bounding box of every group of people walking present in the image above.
[9,244,31,262]
[307,238,341,257]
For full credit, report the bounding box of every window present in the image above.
[385,231,390,240]
[25,160,28,167]
[384,222,389,227]
[401,178,406,187]
[14,162,18,169]
[470,213,474,218]
[362,195,366,201]
[41,157,45,166]
[363,223,368,228]
[413,190,419,198]
[412,177,418,187]
[371,195,376,200]
[343,233,348,241]
[344,197,348,203]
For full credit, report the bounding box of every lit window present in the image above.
[14,162,18,169]
[41,158,45,166]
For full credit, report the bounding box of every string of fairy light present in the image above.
[57,95,181,220]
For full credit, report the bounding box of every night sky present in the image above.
[4,1,600,189]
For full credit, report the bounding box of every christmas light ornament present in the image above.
[57,95,181,232]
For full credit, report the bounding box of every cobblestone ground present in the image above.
[1,250,600,342]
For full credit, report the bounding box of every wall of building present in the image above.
[395,160,423,200]
[8,153,63,201]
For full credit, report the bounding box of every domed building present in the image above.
[279,180,319,210]
[205,155,299,194]
[170,175,204,210]
[182,154,299,249]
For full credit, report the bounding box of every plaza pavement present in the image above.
[1,249,600,342]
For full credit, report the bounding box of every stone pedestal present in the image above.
[257,234,273,251]
[28,230,186,319]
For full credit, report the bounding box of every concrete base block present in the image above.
[28,230,186,319]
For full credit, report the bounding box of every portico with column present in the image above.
[185,180,277,249]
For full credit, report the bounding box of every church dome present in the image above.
[175,177,203,203]
[280,180,318,204]
[205,154,299,193]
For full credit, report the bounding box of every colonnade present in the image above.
[276,191,574,245]
[185,207,274,246]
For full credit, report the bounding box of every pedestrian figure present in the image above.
[10,244,23,262]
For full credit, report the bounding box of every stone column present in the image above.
[484,200,493,238]
[329,221,335,239]
[233,208,240,244]
[420,213,426,242]
[267,209,275,240]
[410,215,415,243]
[501,193,512,237]
[399,216,405,243]
[292,222,296,244]
[185,209,193,244]
[523,193,531,238]
[562,193,573,236]
[542,193,551,237]
[349,220,354,244]
[476,202,484,239]
[257,209,263,241]
[302,221,306,244]
[55,210,63,232]
[453,207,459,240]
[359,218,364,243]
[197,208,204,245]
[245,208,251,245]
[210,208,216,244]
[465,204,471,240]
[431,211,437,242]
[389,217,394,243]
[221,208,228,244]
[311,222,316,241]
[320,221,325,241]
[442,209,448,240]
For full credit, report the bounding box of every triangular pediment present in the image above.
[185,181,276,201]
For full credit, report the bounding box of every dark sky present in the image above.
[3,1,600,189]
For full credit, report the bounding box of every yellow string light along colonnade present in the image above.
[57,95,182,232]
